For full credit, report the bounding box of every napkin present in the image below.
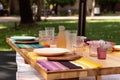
[27,52,47,63]
[16,72,45,80]
[37,60,70,71]
[37,58,102,71]
[71,57,102,69]
[37,60,82,71]
[27,52,102,71]
[15,43,44,48]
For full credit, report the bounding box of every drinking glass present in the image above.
[45,27,55,46]
[39,30,46,40]
[89,45,98,57]
[87,41,101,57]
[65,30,77,51]
[39,30,49,47]
[74,36,85,56]
[50,36,57,48]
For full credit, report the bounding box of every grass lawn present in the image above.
[0,20,120,51]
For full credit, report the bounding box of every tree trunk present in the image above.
[8,0,11,15]
[54,4,58,15]
[36,0,42,21]
[111,2,116,13]
[91,0,95,16]
[9,0,15,15]
[18,0,34,27]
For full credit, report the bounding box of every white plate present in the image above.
[10,36,36,41]
[114,45,120,50]
[33,48,70,56]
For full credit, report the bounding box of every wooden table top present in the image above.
[6,38,120,80]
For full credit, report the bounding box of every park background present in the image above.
[0,0,120,51]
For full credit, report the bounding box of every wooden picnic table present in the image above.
[6,38,120,80]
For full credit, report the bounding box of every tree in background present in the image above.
[35,0,42,21]
[96,0,120,13]
[0,0,8,8]
[30,0,42,21]
[46,0,76,15]
[18,0,34,27]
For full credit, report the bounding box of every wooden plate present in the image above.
[15,40,38,44]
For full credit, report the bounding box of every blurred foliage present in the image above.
[96,0,120,4]
[96,0,120,13]
[0,0,8,8]
[46,0,76,7]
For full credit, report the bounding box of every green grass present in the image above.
[101,12,120,16]
[0,20,120,51]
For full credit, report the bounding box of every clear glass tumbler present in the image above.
[45,27,55,47]
[89,45,98,57]
[39,30,49,47]
[65,30,77,51]
[74,36,85,56]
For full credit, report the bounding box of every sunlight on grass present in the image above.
[0,25,7,29]
[87,20,120,23]
[0,48,12,51]
[39,20,77,24]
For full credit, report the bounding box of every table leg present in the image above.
[95,75,102,80]
[16,52,28,64]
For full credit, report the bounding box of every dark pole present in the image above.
[78,0,87,36]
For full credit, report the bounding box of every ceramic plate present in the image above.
[10,36,36,41]
[33,48,70,56]
[114,45,120,50]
